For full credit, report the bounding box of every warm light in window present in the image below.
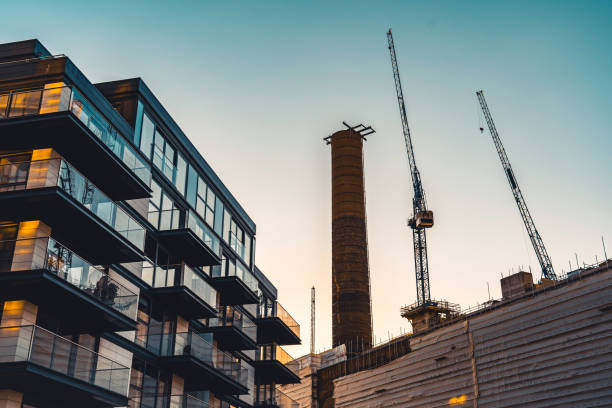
[449,394,467,405]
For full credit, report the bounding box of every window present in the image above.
[175,154,187,195]
[214,197,224,236]
[152,130,176,183]
[196,177,215,228]
[148,180,180,230]
[139,112,155,158]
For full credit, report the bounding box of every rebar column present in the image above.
[327,128,373,353]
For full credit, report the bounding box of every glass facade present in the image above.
[0,44,301,408]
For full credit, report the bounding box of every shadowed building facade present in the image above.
[325,124,373,354]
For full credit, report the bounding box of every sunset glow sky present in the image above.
[5,0,611,357]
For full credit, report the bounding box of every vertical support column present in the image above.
[327,128,373,353]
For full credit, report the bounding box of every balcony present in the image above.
[257,302,301,346]
[0,236,138,332]
[0,325,129,407]
[0,85,151,200]
[129,394,209,408]
[204,306,258,351]
[255,388,299,408]
[254,345,299,385]
[158,331,248,395]
[0,156,145,263]
[211,259,259,306]
[157,210,221,267]
[146,263,218,319]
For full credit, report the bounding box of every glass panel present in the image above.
[187,210,221,257]
[275,302,300,339]
[165,331,245,385]
[186,165,198,208]
[0,93,8,118]
[0,80,152,196]
[56,159,145,250]
[175,154,187,195]
[140,112,155,159]
[183,265,217,308]
[9,89,42,117]
[213,198,224,236]
[0,325,130,394]
[70,88,151,185]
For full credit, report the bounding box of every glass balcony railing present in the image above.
[208,306,257,343]
[270,303,300,339]
[0,157,145,251]
[129,394,209,408]
[0,325,130,395]
[166,331,247,386]
[0,85,151,184]
[257,388,299,408]
[186,210,221,257]
[142,261,217,310]
[0,236,138,320]
[212,258,259,294]
[183,265,218,308]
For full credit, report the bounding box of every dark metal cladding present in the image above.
[327,127,373,354]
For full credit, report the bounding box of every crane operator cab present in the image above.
[415,210,434,228]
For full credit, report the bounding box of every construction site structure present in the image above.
[476,90,557,280]
[324,122,375,354]
[279,259,612,407]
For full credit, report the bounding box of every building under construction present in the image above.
[280,260,612,407]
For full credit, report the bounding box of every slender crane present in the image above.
[387,29,434,306]
[476,90,557,280]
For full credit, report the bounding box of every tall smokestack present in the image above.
[325,122,374,354]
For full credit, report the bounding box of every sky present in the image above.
[4,0,611,357]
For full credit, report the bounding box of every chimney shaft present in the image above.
[328,128,373,353]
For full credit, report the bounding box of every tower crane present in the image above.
[476,90,557,280]
[387,29,434,306]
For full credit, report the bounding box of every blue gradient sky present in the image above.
[4,1,611,356]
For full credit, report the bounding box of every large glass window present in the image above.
[175,154,187,195]
[139,112,155,159]
[148,180,180,230]
[196,177,215,228]
[152,130,176,183]
[213,197,224,236]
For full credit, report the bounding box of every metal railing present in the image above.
[0,157,145,250]
[208,306,257,342]
[0,236,138,320]
[0,325,129,395]
[400,299,461,317]
[129,394,209,408]
[0,85,150,184]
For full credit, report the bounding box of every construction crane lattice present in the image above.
[476,90,557,280]
[387,29,433,306]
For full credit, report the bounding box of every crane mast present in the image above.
[476,90,557,280]
[387,29,433,305]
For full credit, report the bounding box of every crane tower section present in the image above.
[387,29,433,306]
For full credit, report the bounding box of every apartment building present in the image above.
[0,39,300,408]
